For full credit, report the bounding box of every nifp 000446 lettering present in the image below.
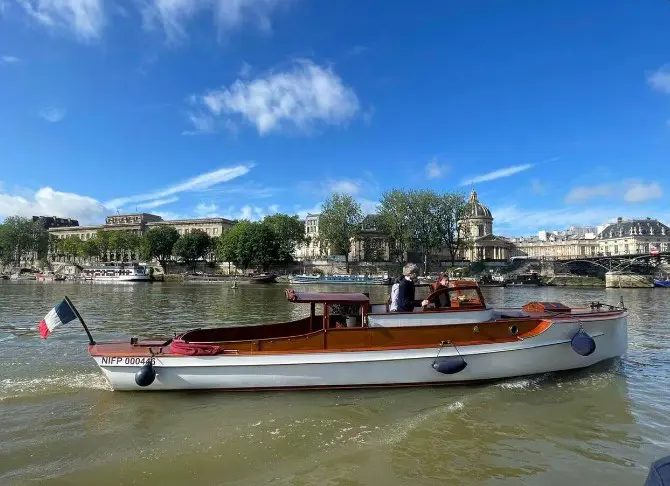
[101,356,156,366]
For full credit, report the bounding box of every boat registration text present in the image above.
[101,357,156,366]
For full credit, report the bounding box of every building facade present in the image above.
[294,214,325,259]
[510,217,670,260]
[458,190,512,262]
[48,213,235,262]
[597,217,670,256]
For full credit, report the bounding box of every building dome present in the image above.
[465,190,492,219]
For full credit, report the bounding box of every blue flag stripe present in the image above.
[54,299,77,325]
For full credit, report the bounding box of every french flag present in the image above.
[39,299,78,339]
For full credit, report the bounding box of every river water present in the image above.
[0,281,668,485]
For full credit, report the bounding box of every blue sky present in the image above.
[1,0,669,236]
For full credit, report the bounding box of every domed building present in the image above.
[458,190,511,261]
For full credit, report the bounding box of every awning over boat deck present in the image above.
[286,289,370,304]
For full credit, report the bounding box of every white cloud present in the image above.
[194,202,218,218]
[17,0,105,41]
[294,203,322,219]
[142,0,286,44]
[135,197,179,210]
[425,158,448,179]
[648,66,670,94]
[565,180,663,204]
[327,179,360,195]
[564,184,614,203]
[223,204,272,221]
[0,55,22,64]
[105,164,252,208]
[624,181,663,202]
[359,198,378,215]
[238,61,252,77]
[189,59,360,135]
[39,107,66,123]
[529,178,547,195]
[460,163,533,186]
[0,186,104,224]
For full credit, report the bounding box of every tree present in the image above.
[60,236,83,262]
[246,222,280,271]
[406,190,443,275]
[436,192,470,265]
[143,226,180,272]
[377,189,412,266]
[318,194,363,273]
[82,237,101,261]
[0,216,41,265]
[96,231,111,261]
[216,221,279,272]
[262,214,306,265]
[173,230,211,271]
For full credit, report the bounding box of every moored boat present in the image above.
[249,273,277,284]
[80,262,150,282]
[654,277,670,288]
[289,274,392,285]
[36,272,66,282]
[49,280,629,392]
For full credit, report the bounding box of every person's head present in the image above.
[439,272,450,286]
[403,263,419,281]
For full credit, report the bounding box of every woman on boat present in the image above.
[423,273,451,308]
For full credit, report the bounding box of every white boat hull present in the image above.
[82,275,150,282]
[94,314,627,391]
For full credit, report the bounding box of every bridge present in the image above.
[511,252,670,276]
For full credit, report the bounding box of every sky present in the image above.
[1,0,669,236]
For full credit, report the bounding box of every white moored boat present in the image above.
[75,280,629,391]
[80,262,150,282]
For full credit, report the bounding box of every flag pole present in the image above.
[64,296,96,345]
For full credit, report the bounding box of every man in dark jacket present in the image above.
[396,263,420,312]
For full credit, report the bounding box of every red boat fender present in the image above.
[170,340,225,356]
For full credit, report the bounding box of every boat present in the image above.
[80,262,150,282]
[505,272,543,287]
[78,280,628,391]
[9,272,37,281]
[477,274,507,287]
[289,274,393,285]
[36,272,66,282]
[654,277,670,288]
[249,273,277,284]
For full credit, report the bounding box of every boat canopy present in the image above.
[285,289,370,304]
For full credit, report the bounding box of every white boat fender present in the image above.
[135,361,156,387]
[432,340,467,374]
[570,327,596,357]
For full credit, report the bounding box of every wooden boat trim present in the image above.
[89,317,558,357]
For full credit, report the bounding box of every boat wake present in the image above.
[0,372,112,401]
[380,400,466,446]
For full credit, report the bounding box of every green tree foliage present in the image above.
[406,190,443,275]
[216,221,279,271]
[262,214,306,264]
[60,236,83,262]
[173,229,212,271]
[377,189,412,266]
[318,194,363,273]
[96,231,111,260]
[82,237,101,261]
[142,226,180,271]
[0,216,48,265]
[436,192,470,265]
